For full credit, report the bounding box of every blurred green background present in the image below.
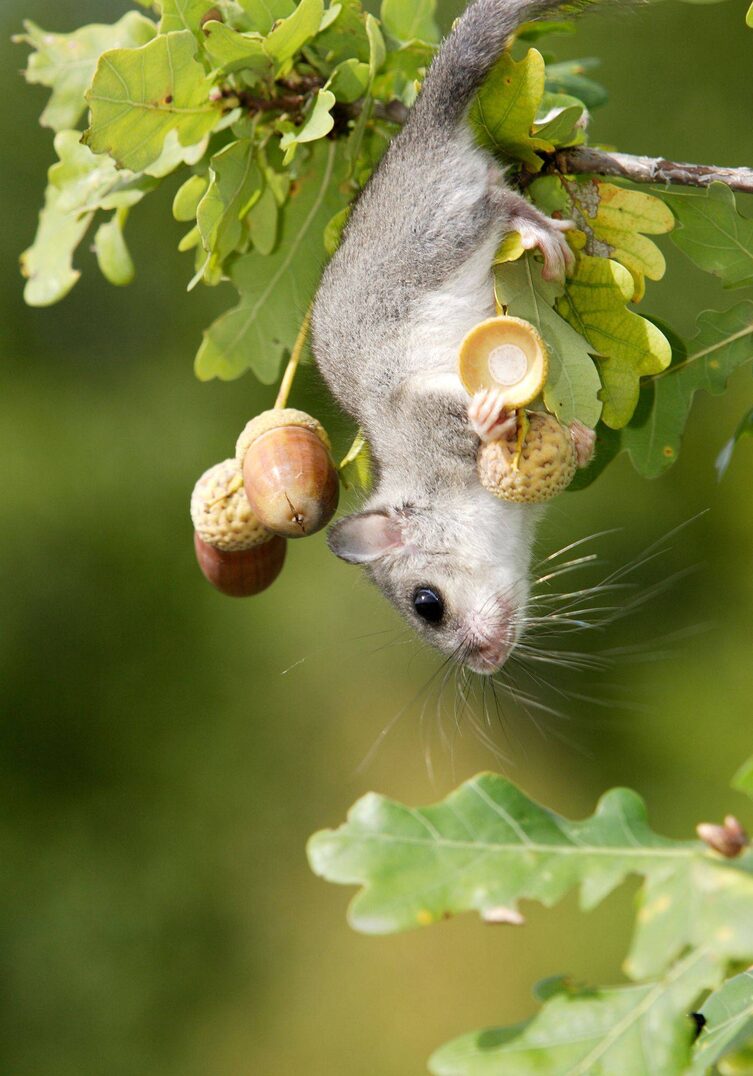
[1,2,752,1073]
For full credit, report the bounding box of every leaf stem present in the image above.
[274,303,313,410]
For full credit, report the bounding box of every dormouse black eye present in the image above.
[413,587,445,625]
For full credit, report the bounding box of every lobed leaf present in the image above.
[544,58,608,110]
[689,970,753,1075]
[196,139,263,275]
[201,21,272,77]
[239,0,296,34]
[195,140,349,381]
[620,302,753,477]
[557,256,671,429]
[158,0,218,34]
[279,88,337,163]
[308,771,753,980]
[380,0,439,44]
[471,49,551,171]
[94,209,135,286]
[429,950,720,1076]
[83,30,218,173]
[663,183,753,289]
[493,254,602,427]
[21,131,154,306]
[15,13,156,133]
[265,0,324,66]
[553,177,674,302]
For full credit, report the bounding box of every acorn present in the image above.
[477,412,579,504]
[459,316,549,408]
[236,409,339,538]
[193,531,286,597]
[190,458,286,596]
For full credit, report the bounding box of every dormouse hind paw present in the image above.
[514,216,576,282]
[469,388,517,443]
[570,420,597,468]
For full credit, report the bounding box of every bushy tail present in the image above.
[413,0,598,129]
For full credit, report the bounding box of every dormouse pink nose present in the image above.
[465,603,515,674]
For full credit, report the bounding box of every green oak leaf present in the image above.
[533,91,584,148]
[620,302,753,477]
[94,209,135,286]
[372,40,434,106]
[339,432,372,491]
[196,139,263,274]
[83,30,218,173]
[311,0,371,65]
[195,140,349,381]
[429,950,720,1076]
[280,88,336,164]
[265,0,324,66]
[544,58,608,110]
[21,131,154,306]
[159,0,216,34]
[380,0,439,44]
[716,405,753,479]
[172,173,208,221]
[471,49,552,171]
[663,183,753,289]
[326,57,370,103]
[689,970,753,1076]
[557,177,674,302]
[15,13,156,133]
[323,205,350,255]
[247,184,280,254]
[307,771,753,980]
[557,255,671,429]
[493,254,602,427]
[517,19,576,42]
[201,22,272,78]
[239,0,295,34]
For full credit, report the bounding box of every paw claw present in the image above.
[469,389,517,443]
[514,216,575,281]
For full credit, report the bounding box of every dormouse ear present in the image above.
[327,511,404,564]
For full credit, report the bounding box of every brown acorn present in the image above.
[190,458,286,597]
[236,409,339,538]
[193,531,286,597]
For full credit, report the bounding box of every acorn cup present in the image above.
[190,458,286,597]
[236,409,339,538]
[459,315,549,408]
[477,412,579,504]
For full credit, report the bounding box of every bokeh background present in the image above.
[1,1,752,1073]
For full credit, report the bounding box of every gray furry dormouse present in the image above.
[312,0,597,674]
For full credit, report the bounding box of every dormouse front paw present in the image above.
[468,388,517,443]
[515,216,576,282]
[569,420,597,468]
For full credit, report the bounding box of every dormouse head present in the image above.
[328,491,538,674]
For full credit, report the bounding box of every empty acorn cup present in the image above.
[458,315,549,408]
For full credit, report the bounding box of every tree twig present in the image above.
[228,81,753,194]
[554,146,753,194]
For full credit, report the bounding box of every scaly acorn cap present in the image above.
[190,458,272,551]
[236,408,331,467]
[458,315,549,408]
[477,413,578,504]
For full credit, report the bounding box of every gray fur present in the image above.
[312,0,594,673]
